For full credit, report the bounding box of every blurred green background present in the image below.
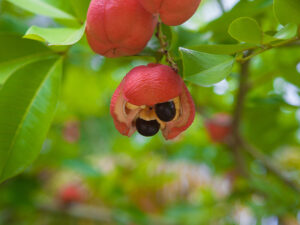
[0,0,300,224]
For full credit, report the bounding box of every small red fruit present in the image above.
[205,113,232,143]
[86,0,157,58]
[59,184,85,205]
[110,63,195,140]
[62,120,80,143]
[138,0,201,26]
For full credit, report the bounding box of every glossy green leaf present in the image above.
[188,43,256,55]
[274,0,300,25]
[24,24,85,46]
[0,34,53,85]
[179,48,235,86]
[7,0,77,22]
[274,24,298,40]
[228,17,262,44]
[0,57,62,183]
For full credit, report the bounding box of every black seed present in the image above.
[136,118,160,137]
[155,101,176,122]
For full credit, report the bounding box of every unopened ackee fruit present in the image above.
[110,63,195,140]
[205,113,232,143]
[138,0,201,26]
[86,0,157,58]
[59,184,85,205]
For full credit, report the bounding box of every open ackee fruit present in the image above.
[110,63,195,140]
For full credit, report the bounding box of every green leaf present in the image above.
[188,43,256,55]
[274,24,298,40]
[0,57,62,183]
[202,0,273,42]
[69,0,91,21]
[7,0,77,22]
[179,48,235,86]
[24,24,86,46]
[274,0,300,25]
[0,33,54,85]
[228,17,262,44]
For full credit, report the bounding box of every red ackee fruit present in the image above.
[59,184,85,205]
[86,0,157,58]
[138,0,202,26]
[205,113,232,143]
[110,63,195,140]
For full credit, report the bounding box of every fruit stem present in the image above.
[155,21,178,72]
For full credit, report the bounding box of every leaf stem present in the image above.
[237,37,299,63]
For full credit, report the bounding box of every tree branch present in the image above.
[229,51,300,193]
[237,136,300,193]
[229,57,251,177]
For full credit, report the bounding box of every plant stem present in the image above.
[155,21,178,72]
[237,37,299,63]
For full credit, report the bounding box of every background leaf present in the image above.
[228,17,262,44]
[274,24,298,40]
[68,0,91,21]
[0,57,62,183]
[274,0,300,25]
[6,0,78,22]
[179,48,234,86]
[24,24,85,46]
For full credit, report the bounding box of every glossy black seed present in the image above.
[155,101,176,122]
[136,118,160,137]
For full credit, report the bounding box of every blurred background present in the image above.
[0,0,300,224]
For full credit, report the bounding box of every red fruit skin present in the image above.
[59,185,84,205]
[162,84,195,140]
[110,64,195,140]
[138,0,201,26]
[86,0,157,58]
[205,113,232,143]
[123,63,183,106]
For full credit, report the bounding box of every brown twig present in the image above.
[155,21,178,72]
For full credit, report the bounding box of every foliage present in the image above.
[0,0,300,224]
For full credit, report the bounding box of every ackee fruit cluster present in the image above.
[85,0,200,139]
[86,0,202,57]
